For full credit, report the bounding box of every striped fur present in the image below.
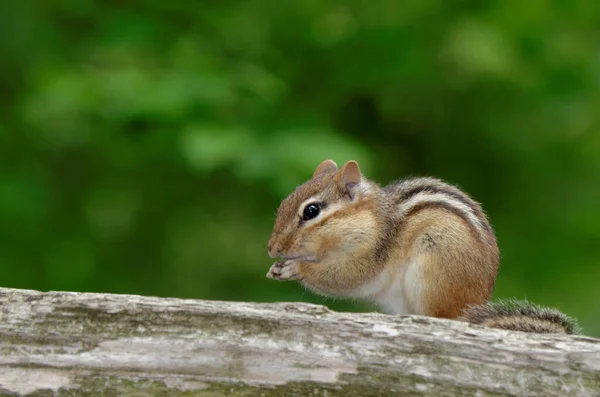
[389,177,492,235]
[459,299,580,334]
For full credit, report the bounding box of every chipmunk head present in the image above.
[267,159,380,264]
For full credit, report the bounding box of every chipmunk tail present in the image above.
[459,299,580,335]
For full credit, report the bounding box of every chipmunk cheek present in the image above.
[317,235,343,258]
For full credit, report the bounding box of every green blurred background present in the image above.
[1,1,599,336]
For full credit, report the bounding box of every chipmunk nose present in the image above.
[267,241,281,258]
[267,242,276,258]
[268,233,285,258]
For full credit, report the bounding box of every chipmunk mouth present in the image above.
[278,255,318,263]
[268,249,317,262]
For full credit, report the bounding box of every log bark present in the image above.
[0,287,598,397]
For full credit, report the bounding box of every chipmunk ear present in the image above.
[339,160,361,199]
[313,159,338,177]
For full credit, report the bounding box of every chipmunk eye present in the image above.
[302,203,321,221]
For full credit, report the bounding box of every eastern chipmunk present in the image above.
[267,159,580,335]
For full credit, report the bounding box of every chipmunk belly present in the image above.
[349,261,413,315]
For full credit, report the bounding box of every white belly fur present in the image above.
[349,259,420,315]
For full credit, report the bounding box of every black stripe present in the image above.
[395,182,492,233]
[404,201,482,238]
[397,184,475,212]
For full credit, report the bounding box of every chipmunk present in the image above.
[266,159,580,335]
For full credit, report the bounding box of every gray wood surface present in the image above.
[0,287,598,396]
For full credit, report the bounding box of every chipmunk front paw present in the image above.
[266,260,300,281]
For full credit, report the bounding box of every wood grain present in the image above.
[0,287,598,396]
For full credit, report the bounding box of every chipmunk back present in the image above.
[267,159,579,334]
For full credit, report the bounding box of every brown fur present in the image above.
[459,299,580,334]
[267,159,499,319]
[482,316,567,333]
[382,204,498,318]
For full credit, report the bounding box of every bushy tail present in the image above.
[459,299,580,335]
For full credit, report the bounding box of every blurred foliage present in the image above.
[0,0,599,336]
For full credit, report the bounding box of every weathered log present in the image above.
[0,287,598,396]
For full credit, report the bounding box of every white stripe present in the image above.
[296,181,372,225]
[397,192,484,234]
